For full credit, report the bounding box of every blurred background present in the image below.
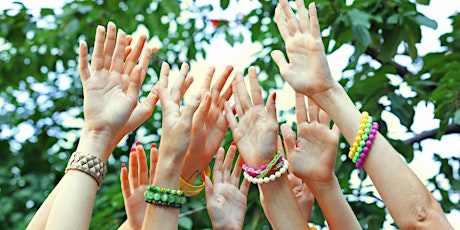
[0,0,459,229]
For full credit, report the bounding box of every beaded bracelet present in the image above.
[352,116,373,163]
[243,159,289,184]
[355,122,379,168]
[348,112,371,160]
[242,151,283,177]
[144,185,187,208]
[179,165,211,197]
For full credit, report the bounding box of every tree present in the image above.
[0,0,458,229]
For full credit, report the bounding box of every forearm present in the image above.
[118,220,131,230]
[305,177,361,230]
[259,174,306,229]
[142,158,183,229]
[181,153,209,183]
[26,182,61,230]
[311,82,452,228]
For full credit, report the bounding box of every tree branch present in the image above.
[404,123,460,145]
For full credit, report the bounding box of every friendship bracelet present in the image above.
[179,165,211,197]
[355,122,379,168]
[65,152,106,187]
[242,151,283,177]
[352,116,373,163]
[348,112,371,160]
[243,159,289,184]
[144,185,187,208]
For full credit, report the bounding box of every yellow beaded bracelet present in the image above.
[179,165,211,197]
[348,112,370,159]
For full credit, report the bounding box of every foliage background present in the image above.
[0,0,459,229]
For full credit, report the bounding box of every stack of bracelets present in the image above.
[242,151,289,184]
[144,185,187,208]
[179,166,211,196]
[348,111,379,168]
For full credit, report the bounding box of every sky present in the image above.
[1,0,459,228]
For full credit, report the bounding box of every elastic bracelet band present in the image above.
[179,165,211,197]
[355,122,379,168]
[243,159,289,184]
[348,112,371,159]
[144,185,187,208]
[65,152,106,187]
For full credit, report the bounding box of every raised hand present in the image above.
[78,22,157,161]
[182,65,234,182]
[204,145,250,229]
[120,144,158,230]
[224,67,278,168]
[281,93,340,183]
[271,0,336,98]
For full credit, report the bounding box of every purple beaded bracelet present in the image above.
[356,122,379,168]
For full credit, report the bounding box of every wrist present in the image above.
[76,128,115,162]
[303,175,339,195]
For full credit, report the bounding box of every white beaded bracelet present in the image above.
[243,159,289,184]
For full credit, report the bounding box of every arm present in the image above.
[141,62,202,229]
[204,145,250,230]
[224,67,306,229]
[40,22,156,229]
[272,0,454,228]
[281,93,361,230]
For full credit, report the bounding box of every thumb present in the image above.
[203,172,214,204]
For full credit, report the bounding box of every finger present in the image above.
[277,135,285,159]
[156,62,170,91]
[79,40,90,82]
[309,2,321,39]
[128,149,139,189]
[139,45,152,83]
[279,0,301,34]
[178,75,194,104]
[90,25,106,73]
[192,92,212,133]
[224,101,239,133]
[125,34,132,47]
[218,83,233,110]
[274,6,291,41]
[124,46,132,59]
[213,146,225,183]
[149,143,158,184]
[232,81,244,118]
[203,174,214,203]
[126,65,142,101]
[234,71,252,112]
[102,22,117,70]
[270,50,289,72]
[307,97,319,123]
[231,154,243,186]
[201,66,216,92]
[123,35,147,75]
[170,63,189,103]
[222,145,236,184]
[280,123,296,161]
[109,29,126,73]
[120,163,131,199]
[296,0,310,33]
[211,65,233,104]
[136,143,149,186]
[239,176,250,197]
[265,91,278,128]
[295,93,308,124]
[248,67,263,106]
[318,108,330,126]
[179,91,202,126]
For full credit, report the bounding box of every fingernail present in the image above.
[121,163,126,168]
[201,171,206,181]
[130,147,136,152]
[151,143,157,148]
[135,141,141,146]
[272,92,276,102]
[231,141,236,146]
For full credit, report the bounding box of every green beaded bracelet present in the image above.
[144,185,187,208]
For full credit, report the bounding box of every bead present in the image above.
[360,153,366,158]
[153,193,161,201]
[145,191,154,200]
[364,128,371,134]
[166,189,171,194]
[161,194,168,202]
[362,146,369,154]
[263,177,270,183]
[257,178,264,184]
[168,195,175,203]
[349,152,355,158]
[275,171,282,178]
[270,174,276,181]
[361,134,368,141]
[280,167,286,174]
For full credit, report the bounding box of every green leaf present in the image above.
[416,0,430,5]
[347,9,371,28]
[415,14,438,29]
[178,217,193,230]
[352,25,371,48]
[40,8,54,16]
[221,0,230,9]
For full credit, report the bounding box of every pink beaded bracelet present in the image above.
[355,122,379,168]
[242,151,282,177]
